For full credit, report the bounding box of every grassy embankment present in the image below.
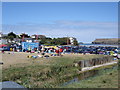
[59,64,118,88]
[2,54,118,88]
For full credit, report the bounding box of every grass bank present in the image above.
[59,64,118,88]
[2,54,117,88]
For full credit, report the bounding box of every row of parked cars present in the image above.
[61,46,119,54]
[0,44,119,55]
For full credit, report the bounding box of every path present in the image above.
[81,60,118,72]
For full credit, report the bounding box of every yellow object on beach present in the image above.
[27,55,32,58]
[10,48,13,51]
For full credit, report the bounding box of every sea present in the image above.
[79,43,118,47]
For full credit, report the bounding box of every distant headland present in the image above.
[92,38,119,45]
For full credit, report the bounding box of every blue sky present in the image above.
[2,2,118,43]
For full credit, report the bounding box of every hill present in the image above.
[92,38,119,45]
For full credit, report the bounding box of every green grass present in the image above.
[59,65,118,88]
[2,54,117,88]
[49,54,104,66]
[2,64,79,88]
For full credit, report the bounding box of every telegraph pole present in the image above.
[67,36,69,45]
[36,35,38,40]
[22,34,24,42]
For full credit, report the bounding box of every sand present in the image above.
[0,51,105,69]
[1,51,76,68]
[1,52,39,68]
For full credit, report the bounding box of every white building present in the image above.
[69,37,74,45]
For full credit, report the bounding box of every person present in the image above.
[55,49,59,56]
[12,48,15,54]
[28,46,31,52]
[41,45,45,53]
[83,51,86,55]
[48,49,51,54]
[63,49,66,54]
[2,50,4,54]
[110,51,114,56]
[34,48,37,52]
[59,48,63,56]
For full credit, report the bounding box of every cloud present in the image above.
[2,20,118,43]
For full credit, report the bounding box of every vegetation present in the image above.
[20,33,30,38]
[2,32,79,46]
[59,64,118,88]
[2,62,78,88]
[2,54,118,88]
[3,32,17,41]
[40,37,79,46]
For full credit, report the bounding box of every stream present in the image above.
[61,64,117,86]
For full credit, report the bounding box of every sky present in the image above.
[2,2,118,43]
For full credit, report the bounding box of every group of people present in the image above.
[1,44,119,59]
[33,45,119,58]
[39,46,64,56]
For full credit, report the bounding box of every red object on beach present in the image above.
[59,48,63,52]
[55,50,59,53]
[0,44,7,48]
